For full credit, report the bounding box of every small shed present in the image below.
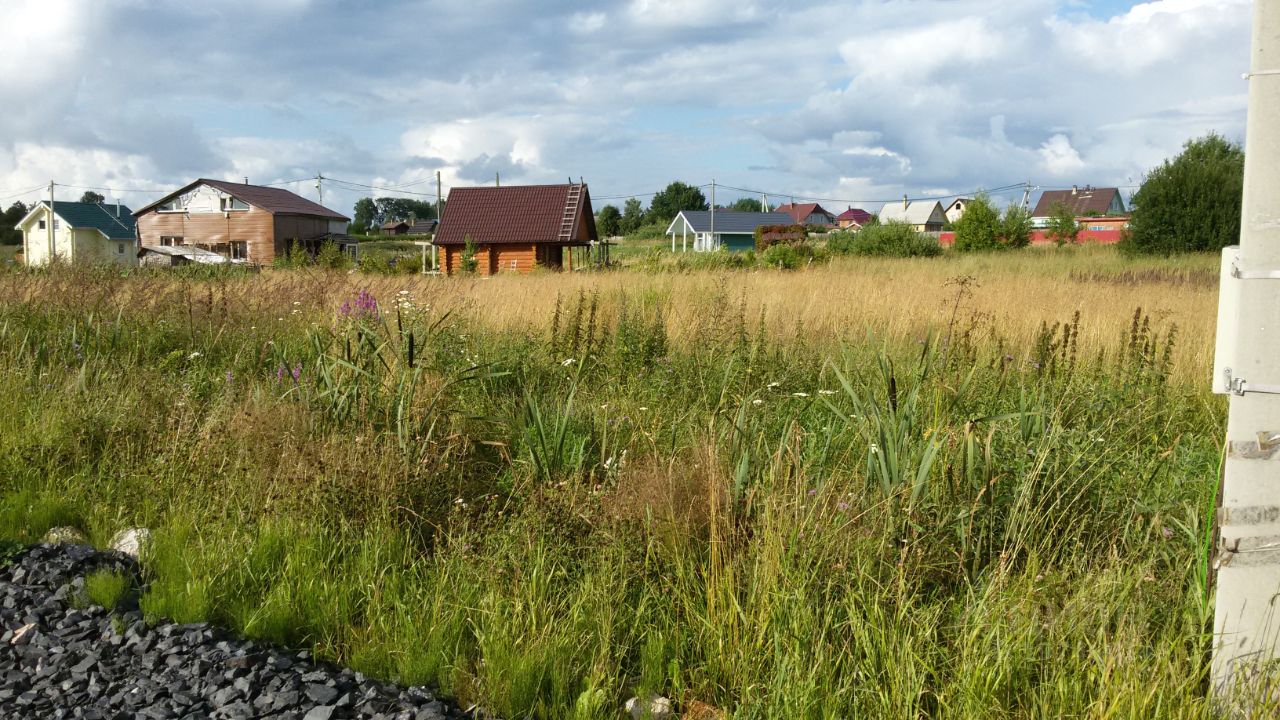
[434,183,597,275]
[408,219,438,235]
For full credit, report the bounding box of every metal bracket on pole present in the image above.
[1243,69,1280,79]
[1223,367,1280,397]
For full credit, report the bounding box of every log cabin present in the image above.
[133,179,350,265]
[434,183,597,275]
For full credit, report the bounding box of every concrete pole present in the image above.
[47,181,54,262]
[1213,0,1280,698]
[709,180,716,250]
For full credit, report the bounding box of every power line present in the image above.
[0,184,47,203]
[712,181,1030,206]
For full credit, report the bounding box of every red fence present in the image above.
[938,229,1124,247]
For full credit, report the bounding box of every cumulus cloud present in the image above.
[0,0,1254,215]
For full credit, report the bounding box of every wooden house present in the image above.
[1030,186,1127,227]
[133,179,350,265]
[380,220,410,235]
[434,183,596,275]
[878,199,946,232]
[16,200,138,266]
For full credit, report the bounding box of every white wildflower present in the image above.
[870,443,880,455]
[562,358,576,366]
[792,392,810,398]
[293,301,301,305]
[752,399,764,406]
[818,389,837,396]
[767,381,781,389]
[638,406,648,411]
[188,351,202,360]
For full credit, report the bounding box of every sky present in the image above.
[0,0,1253,218]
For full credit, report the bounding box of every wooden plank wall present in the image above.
[136,209,276,264]
[274,215,335,258]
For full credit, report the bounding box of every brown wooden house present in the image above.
[134,179,350,265]
[434,183,596,275]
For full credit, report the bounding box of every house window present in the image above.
[37,220,45,230]
[117,243,124,254]
[220,197,249,211]
[158,200,182,212]
[230,241,247,260]
[161,236,183,247]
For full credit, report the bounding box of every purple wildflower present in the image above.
[837,502,849,512]
[275,364,285,383]
[225,370,233,383]
[291,363,302,382]
[338,290,380,321]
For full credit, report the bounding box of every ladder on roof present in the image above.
[558,184,582,242]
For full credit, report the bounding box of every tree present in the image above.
[597,204,622,237]
[1045,201,1079,246]
[375,197,436,225]
[79,191,105,204]
[620,198,645,235]
[727,197,768,212]
[953,194,1030,251]
[352,197,377,233]
[952,195,1002,251]
[1,201,28,245]
[1122,133,1244,254]
[646,181,708,224]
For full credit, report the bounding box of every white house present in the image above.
[17,200,138,266]
[878,200,946,232]
[945,198,972,224]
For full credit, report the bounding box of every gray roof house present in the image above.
[665,210,794,252]
[878,200,946,232]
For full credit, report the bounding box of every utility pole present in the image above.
[1213,1,1280,701]
[47,181,54,261]
[1021,180,1033,211]
[761,194,768,213]
[435,171,443,271]
[709,180,716,251]
[315,173,324,206]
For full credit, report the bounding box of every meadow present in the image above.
[0,246,1259,718]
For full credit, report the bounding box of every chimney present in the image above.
[244,177,249,185]
[115,200,120,217]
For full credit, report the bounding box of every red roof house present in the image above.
[836,206,873,229]
[774,202,837,226]
[434,183,597,275]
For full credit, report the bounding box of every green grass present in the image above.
[0,260,1261,717]
[82,569,132,610]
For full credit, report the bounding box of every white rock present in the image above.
[625,694,674,720]
[42,526,87,545]
[109,528,152,558]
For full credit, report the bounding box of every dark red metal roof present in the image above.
[435,184,597,246]
[1031,187,1124,218]
[836,207,872,224]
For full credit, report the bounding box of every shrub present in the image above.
[754,224,808,252]
[461,236,479,274]
[761,243,805,269]
[83,569,132,610]
[1045,202,1080,246]
[315,240,351,269]
[828,221,942,257]
[1123,133,1244,254]
[954,195,1031,251]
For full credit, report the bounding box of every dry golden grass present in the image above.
[0,245,1218,381]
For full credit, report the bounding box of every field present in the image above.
[0,246,1263,718]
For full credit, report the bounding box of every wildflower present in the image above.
[767,381,781,389]
[818,389,836,396]
[1161,526,1174,540]
[792,392,809,398]
[275,365,285,382]
[638,406,648,411]
[837,502,849,512]
[562,358,576,366]
[807,489,817,496]
[870,443,880,455]
[291,363,302,382]
[225,370,233,383]
[293,301,301,306]
[752,399,764,406]
[188,351,202,360]
[454,497,464,504]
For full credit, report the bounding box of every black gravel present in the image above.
[1,543,471,720]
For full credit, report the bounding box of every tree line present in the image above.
[350,197,439,234]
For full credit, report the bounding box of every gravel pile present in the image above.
[1,543,469,720]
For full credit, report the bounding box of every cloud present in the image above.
[0,0,1253,216]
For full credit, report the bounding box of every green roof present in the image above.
[43,201,137,240]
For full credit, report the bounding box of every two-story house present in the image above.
[134,179,349,264]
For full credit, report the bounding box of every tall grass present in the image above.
[0,259,1245,717]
